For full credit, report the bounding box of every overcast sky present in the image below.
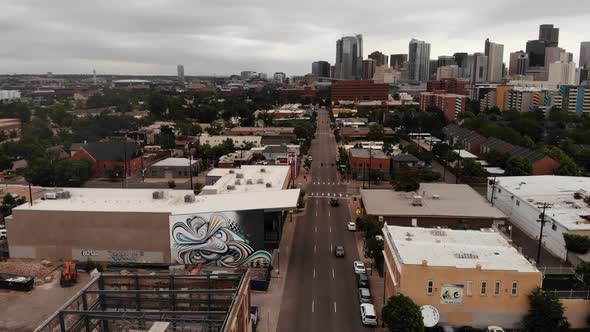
[1,0,588,76]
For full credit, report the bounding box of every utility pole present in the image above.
[368,147,372,190]
[536,203,551,265]
[489,176,497,206]
[188,143,193,190]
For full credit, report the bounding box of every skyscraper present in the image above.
[368,51,389,67]
[312,61,331,77]
[408,39,431,82]
[548,61,576,85]
[362,59,377,80]
[509,51,529,76]
[335,35,363,79]
[485,38,504,82]
[429,60,438,80]
[473,53,488,83]
[390,54,408,70]
[437,56,456,67]
[177,65,185,84]
[526,40,546,67]
[539,24,559,47]
[453,53,469,69]
[580,42,590,69]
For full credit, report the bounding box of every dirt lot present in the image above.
[0,261,92,332]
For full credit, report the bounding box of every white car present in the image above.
[488,326,505,332]
[353,261,366,274]
[360,303,378,326]
[347,222,357,231]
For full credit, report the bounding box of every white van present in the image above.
[360,303,378,326]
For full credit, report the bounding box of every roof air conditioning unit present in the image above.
[432,194,440,200]
[56,192,65,199]
[257,179,264,184]
[235,179,241,185]
[412,195,423,206]
[184,194,195,203]
[227,185,236,190]
[229,170,235,174]
[152,191,164,199]
[63,191,71,199]
[265,183,272,188]
[45,192,58,200]
[236,173,244,179]
[260,168,266,173]
[246,179,253,185]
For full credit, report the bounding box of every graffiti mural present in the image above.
[170,212,271,268]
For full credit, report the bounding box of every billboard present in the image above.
[440,284,464,304]
[169,211,271,268]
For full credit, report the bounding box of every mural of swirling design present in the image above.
[170,213,272,268]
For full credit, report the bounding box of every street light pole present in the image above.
[536,202,551,265]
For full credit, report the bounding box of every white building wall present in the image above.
[488,182,568,261]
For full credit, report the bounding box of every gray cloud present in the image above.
[0,0,588,76]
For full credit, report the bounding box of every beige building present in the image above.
[383,225,542,328]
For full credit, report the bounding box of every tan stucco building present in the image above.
[383,226,542,329]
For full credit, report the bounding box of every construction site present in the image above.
[35,270,253,332]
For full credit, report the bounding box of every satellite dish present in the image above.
[420,305,440,328]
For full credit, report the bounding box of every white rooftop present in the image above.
[151,158,197,167]
[14,187,299,215]
[494,176,590,231]
[202,165,290,195]
[453,149,478,159]
[384,226,539,273]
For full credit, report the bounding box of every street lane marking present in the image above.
[329,226,332,233]
[314,244,316,253]
[330,243,333,252]
[334,301,337,313]
[312,300,315,313]
[328,211,330,217]
[315,226,317,233]
[316,211,318,217]
[332,268,335,279]
[313,268,316,279]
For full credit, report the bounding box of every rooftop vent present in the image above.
[229,170,235,174]
[257,179,264,184]
[45,192,58,200]
[265,183,272,188]
[430,229,447,237]
[184,194,195,203]
[412,195,423,206]
[235,179,241,185]
[454,253,479,259]
[236,173,244,179]
[246,179,253,185]
[226,185,235,190]
[260,168,266,173]
[152,191,164,199]
[432,194,440,200]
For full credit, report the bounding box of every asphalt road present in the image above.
[277,109,373,331]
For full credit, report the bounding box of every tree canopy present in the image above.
[382,294,424,332]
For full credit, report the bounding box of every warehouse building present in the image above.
[382,225,542,328]
[361,184,507,229]
[146,157,199,178]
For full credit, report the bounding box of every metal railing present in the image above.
[538,266,576,275]
[546,290,590,300]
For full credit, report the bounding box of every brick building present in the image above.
[420,92,468,121]
[71,141,143,178]
[427,78,467,95]
[443,124,487,157]
[331,80,389,101]
[348,148,391,181]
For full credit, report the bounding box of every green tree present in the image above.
[0,154,12,171]
[367,124,385,141]
[392,175,420,192]
[382,294,424,332]
[461,159,488,177]
[563,233,590,254]
[505,156,533,176]
[148,90,168,118]
[484,150,511,168]
[574,262,590,290]
[523,288,569,332]
[3,193,16,207]
[540,146,580,176]
[159,125,176,149]
[26,158,55,186]
[54,159,92,187]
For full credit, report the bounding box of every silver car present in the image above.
[358,288,371,303]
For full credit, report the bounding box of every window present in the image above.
[466,281,473,296]
[494,281,501,296]
[427,280,434,294]
[480,281,487,295]
[511,281,518,296]
[552,223,557,231]
[498,188,502,193]
[516,200,520,206]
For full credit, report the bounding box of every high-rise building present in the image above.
[429,60,438,80]
[526,40,546,67]
[509,51,529,76]
[472,53,488,83]
[311,61,331,78]
[92,69,97,85]
[177,65,185,84]
[548,61,576,85]
[408,39,431,82]
[273,72,286,82]
[390,54,408,70]
[437,56,456,67]
[453,53,469,69]
[362,59,377,80]
[240,71,257,80]
[539,24,559,47]
[368,51,389,67]
[544,47,569,68]
[485,38,504,82]
[580,42,590,69]
[335,35,363,79]
[436,65,462,79]
[330,65,335,78]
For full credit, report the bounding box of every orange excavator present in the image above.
[60,261,78,287]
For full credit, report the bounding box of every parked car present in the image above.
[358,287,371,303]
[347,222,357,231]
[359,303,378,326]
[329,198,339,207]
[0,229,6,241]
[356,273,369,287]
[487,327,505,332]
[437,324,455,332]
[353,261,366,274]
[334,245,345,257]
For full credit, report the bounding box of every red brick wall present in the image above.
[332,80,389,101]
[72,149,143,178]
[533,157,560,175]
[350,156,391,171]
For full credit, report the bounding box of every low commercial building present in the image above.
[335,117,369,127]
[36,271,253,332]
[146,158,198,178]
[340,126,395,141]
[199,133,261,148]
[382,225,542,328]
[331,80,389,101]
[361,183,507,229]
[443,124,487,157]
[488,176,590,262]
[349,148,392,181]
[6,165,298,265]
[218,150,254,168]
[71,141,143,178]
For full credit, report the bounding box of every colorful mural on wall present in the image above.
[170,212,272,268]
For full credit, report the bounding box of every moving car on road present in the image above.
[358,287,371,303]
[334,245,345,257]
[329,198,339,207]
[360,303,378,326]
[347,222,357,231]
[353,261,366,274]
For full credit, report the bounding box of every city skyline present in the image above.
[0,0,588,76]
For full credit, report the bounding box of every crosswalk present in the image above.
[308,192,351,199]
[311,182,340,185]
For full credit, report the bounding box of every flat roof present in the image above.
[384,226,538,272]
[494,176,590,231]
[14,187,299,215]
[202,165,290,195]
[453,149,478,159]
[361,184,506,219]
[151,158,197,167]
[349,148,388,159]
